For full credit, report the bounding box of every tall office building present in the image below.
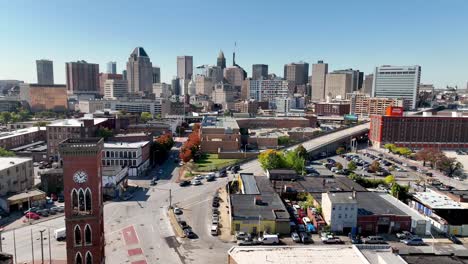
[325,73,353,100]
[127,47,153,95]
[333,69,362,92]
[283,62,309,86]
[252,64,268,80]
[217,50,226,69]
[99,73,123,96]
[224,66,245,88]
[372,65,421,109]
[65,61,100,95]
[104,79,128,99]
[36,59,54,85]
[362,74,374,95]
[311,60,328,101]
[247,79,294,108]
[152,67,161,83]
[172,77,181,96]
[177,56,193,80]
[106,61,117,74]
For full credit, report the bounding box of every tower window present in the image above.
[75,252,83,264]
[71,189,78,211]
[85,188,92,212]
[78,189,85,211]
[85,225,92,245]
[74,225,82,246]
[85,251,93,264]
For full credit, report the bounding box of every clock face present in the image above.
[73,170,88,184]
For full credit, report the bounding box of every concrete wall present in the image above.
[218,152,258,159]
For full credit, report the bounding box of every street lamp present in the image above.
[39,229,46,264]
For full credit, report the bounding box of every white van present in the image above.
[54,227,66,241]
[258,234,279,245]
[210,225,218,236]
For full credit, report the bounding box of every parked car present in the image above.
[401,237,424,246]
[300,232,312,244]
[178,220,188,229]
[297,224,306,233]
[236,232,249,240]
[37,210,49,217]
[191,179,202,186]
[321,234,343,244]
[24,207,40,215]
[183,228,196,239]
[57,195,64,203]
[212,208,220,215]
[25,212,40,220]
[231,165,240,173]
[350,236,363,244]
[54,227,66,241]
[150,179,157,186]
[51,206,64,213]
[173,207,183,215]
[179,180,191,187]
[212,201,220,207]
[448,234,463,245]
[210,225,219,236]
[237,239,260,246]
[364,236,386,244]
[194,175,203,181]
[258,234,279,245]
[291,232,301,243]
[396,231,413,239]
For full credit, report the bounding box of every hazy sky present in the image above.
[1,0,467,88]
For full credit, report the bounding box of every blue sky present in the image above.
[1,0,467,88]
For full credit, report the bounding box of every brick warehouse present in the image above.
[369,114,468,149]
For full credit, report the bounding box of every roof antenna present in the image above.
[233,41,237,66]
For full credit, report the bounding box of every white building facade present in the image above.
[321,192,358,232]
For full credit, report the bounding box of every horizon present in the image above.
[1,0,468,88]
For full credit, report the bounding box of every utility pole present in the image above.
[40,229,46,264]
[0,228,3,252]
[31,229,35,264]
[13,229,17,264]
[169,189,172,208]
[48,228,52,264]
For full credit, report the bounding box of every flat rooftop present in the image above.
[201,116,239,130]
[104,141,149,149]
[228,246,369,264]
[0,157,32,171]
[413,189,465,209]
[355,192,407,216]
[0,126,45,140]
[47,118,107,127]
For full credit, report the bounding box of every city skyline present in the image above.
[1,1,468,88]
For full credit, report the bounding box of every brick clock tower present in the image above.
[59,138,105,264]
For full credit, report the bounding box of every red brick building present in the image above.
[369,114,468,149]
[59,138,105,264]
[313,102,350,116]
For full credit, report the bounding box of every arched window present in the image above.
[85,188,92,212]
[75,252,83,264]
[71,189,78,210]
[85,251,93,264]
[78,189,85,211]
[74,225,82,246]
[85,224,92,245]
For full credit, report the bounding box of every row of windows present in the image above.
[104,150,137,158]
[75,251,92,264]
[332,206,355,211]
[74,224,92,246]
[102,159,137,167]
[71,188,92,213]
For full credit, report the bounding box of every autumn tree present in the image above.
[415,148,434,166]
[258,149,284,171]
[438,156,463,177]
[370,160,380,172]
[294,145,307,159]
[335,162,343,170]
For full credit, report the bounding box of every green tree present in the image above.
[438,156,464,177]
[223,110,231,117]
[299,194,315,210]
[284,150,305,174]
[294,145,307,159]
[384,175,396,186]
[278,136,290,145]
[347,161,357,171]
[394,147,412,157]
[0,112,12,124]
[258,149,284,171]
[390,183,409,201]
[140,112,153,123]
[336,147,346,155]
[96,128,113,140]
[0,147,15,157]
[384,143,396,153]
[335,162,343,170]
[34,121,51,127]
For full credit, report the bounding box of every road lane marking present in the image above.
[122,225,139,245]
[128,248,143,256]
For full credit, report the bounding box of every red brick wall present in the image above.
[357,215,411,235]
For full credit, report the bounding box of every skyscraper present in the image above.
[65,61,100,95]
[311,61,328,101]
[99,73,123,96]
[333,69,362,92]
[372,65,421,109]
[362,74,374,95]
[177,56,193,80]
[283,62,309,86]
[36,59,54,85]
[127,47,153,95]
[152,67,161,83]
[106,61,117,74]
[325,73,353,100]
[224,66,245,88]
[252,64,268,80]
[217,50,226,69]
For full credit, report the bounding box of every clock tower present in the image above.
[59,138,105,264]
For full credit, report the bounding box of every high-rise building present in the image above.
[177,56,193,80]
[224,66,245,88]
[284,62,309,86]
[247,79,293,108]
[362,74,374,95]
[152,67,161,84]
[275,97,292,113]
[195,75,214,96]
[104,79,128,99]
[172,77,181,96]
[106,61,117,74]
[36,59,54,85]
[99,73,123,96]
[325,73,353,100]
[59,138,105,264]
[372,65,421,109]
[217,50,226,69]
[333,69,362,92]
[153,83,171,98]
[127,47,153,95]
[311,61,328,101]
[252,64,268,80]
[347,93,404,117]
[65,61,100,95]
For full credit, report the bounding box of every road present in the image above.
[240,123,370,175]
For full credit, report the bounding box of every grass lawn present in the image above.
[194,154,239,172]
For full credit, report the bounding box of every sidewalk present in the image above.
[218,186,234,242]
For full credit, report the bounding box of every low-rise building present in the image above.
[0,157,34,197]
[347,93,405,117]
[0,126,46,150]
[321,192,358,233]
[231,174,290,235]
[39,168,63,195]
[313,102,351,116]
[19,83,67,112]
[200,117,241,154]
[102,141,151,177]
[102,166,128,198]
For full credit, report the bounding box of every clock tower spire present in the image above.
[59,138,105,264]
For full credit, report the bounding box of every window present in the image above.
[75,252,83,264]
[85,189,92,212]
[85,252,92,264]
[74,225,82,246]
[338,214,342,219]
[71,189,78,210]
[85,225,92,245]
[78,189,85,211]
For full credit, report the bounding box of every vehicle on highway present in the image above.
[291,232,301,243]
[258,234,279,245]
[396,231,413,239]
[173,207,182,215]
[183,228,196,239]
[179,180,191,187]
[25,212,40,220]
[448,234,463,244]
[364,236,386,244]
[401,237,424,246]
[300,232,312,244]
[191,179,202,186]
[210,225,219,236]
[54,227,66,241]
